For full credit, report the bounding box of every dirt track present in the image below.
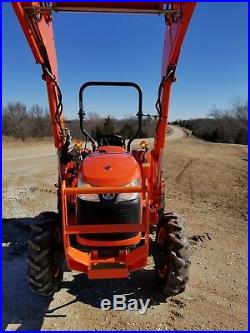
[2,127,248,330]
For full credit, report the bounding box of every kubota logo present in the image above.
[102,193,115,200]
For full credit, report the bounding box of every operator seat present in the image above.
[97,134,126,148]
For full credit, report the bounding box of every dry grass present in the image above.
[2,136,53,148]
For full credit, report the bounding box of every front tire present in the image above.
[153,213,190,297]
[27,212,64,296]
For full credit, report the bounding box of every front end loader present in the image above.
[12,2,196,297]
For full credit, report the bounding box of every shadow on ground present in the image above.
[2,217,54,331]
[49,269,166,314]
[2,216,167,331]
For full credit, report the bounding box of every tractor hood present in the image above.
[80,152,141,187]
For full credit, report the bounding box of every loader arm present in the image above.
[151,2,196,200]
[12,2,65,150]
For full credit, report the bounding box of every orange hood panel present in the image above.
[81,153,141,186]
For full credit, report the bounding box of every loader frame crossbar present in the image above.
[25,5,179,16]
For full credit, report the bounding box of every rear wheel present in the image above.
[153,213,190,297]
[27,212,64,296]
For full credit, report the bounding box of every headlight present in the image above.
[116,179,140,202]
[78,178,140,202]
[78,178,100,202]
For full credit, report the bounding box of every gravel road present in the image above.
[2,126,247,330]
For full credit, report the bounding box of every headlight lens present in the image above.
[78,178,140,202]
[116,179,140,202]
[78,178,100,202]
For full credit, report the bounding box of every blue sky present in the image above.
[2,2,248,121]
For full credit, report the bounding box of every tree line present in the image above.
[3,101,247,145]
[171,101,248,145]
[2,102,157,141]
[2,103,51,140]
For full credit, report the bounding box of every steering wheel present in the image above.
[97,134,126,148]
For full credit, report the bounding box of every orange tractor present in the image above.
[12,2,196,297]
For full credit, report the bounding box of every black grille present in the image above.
[77,196,141,240]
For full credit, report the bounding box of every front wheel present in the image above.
[153,213,191,297]
[27,212,64,296]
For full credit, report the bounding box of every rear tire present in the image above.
[153,213,190,297]
[27,212,64,296]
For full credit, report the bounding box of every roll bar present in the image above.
[78,81,143,151]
